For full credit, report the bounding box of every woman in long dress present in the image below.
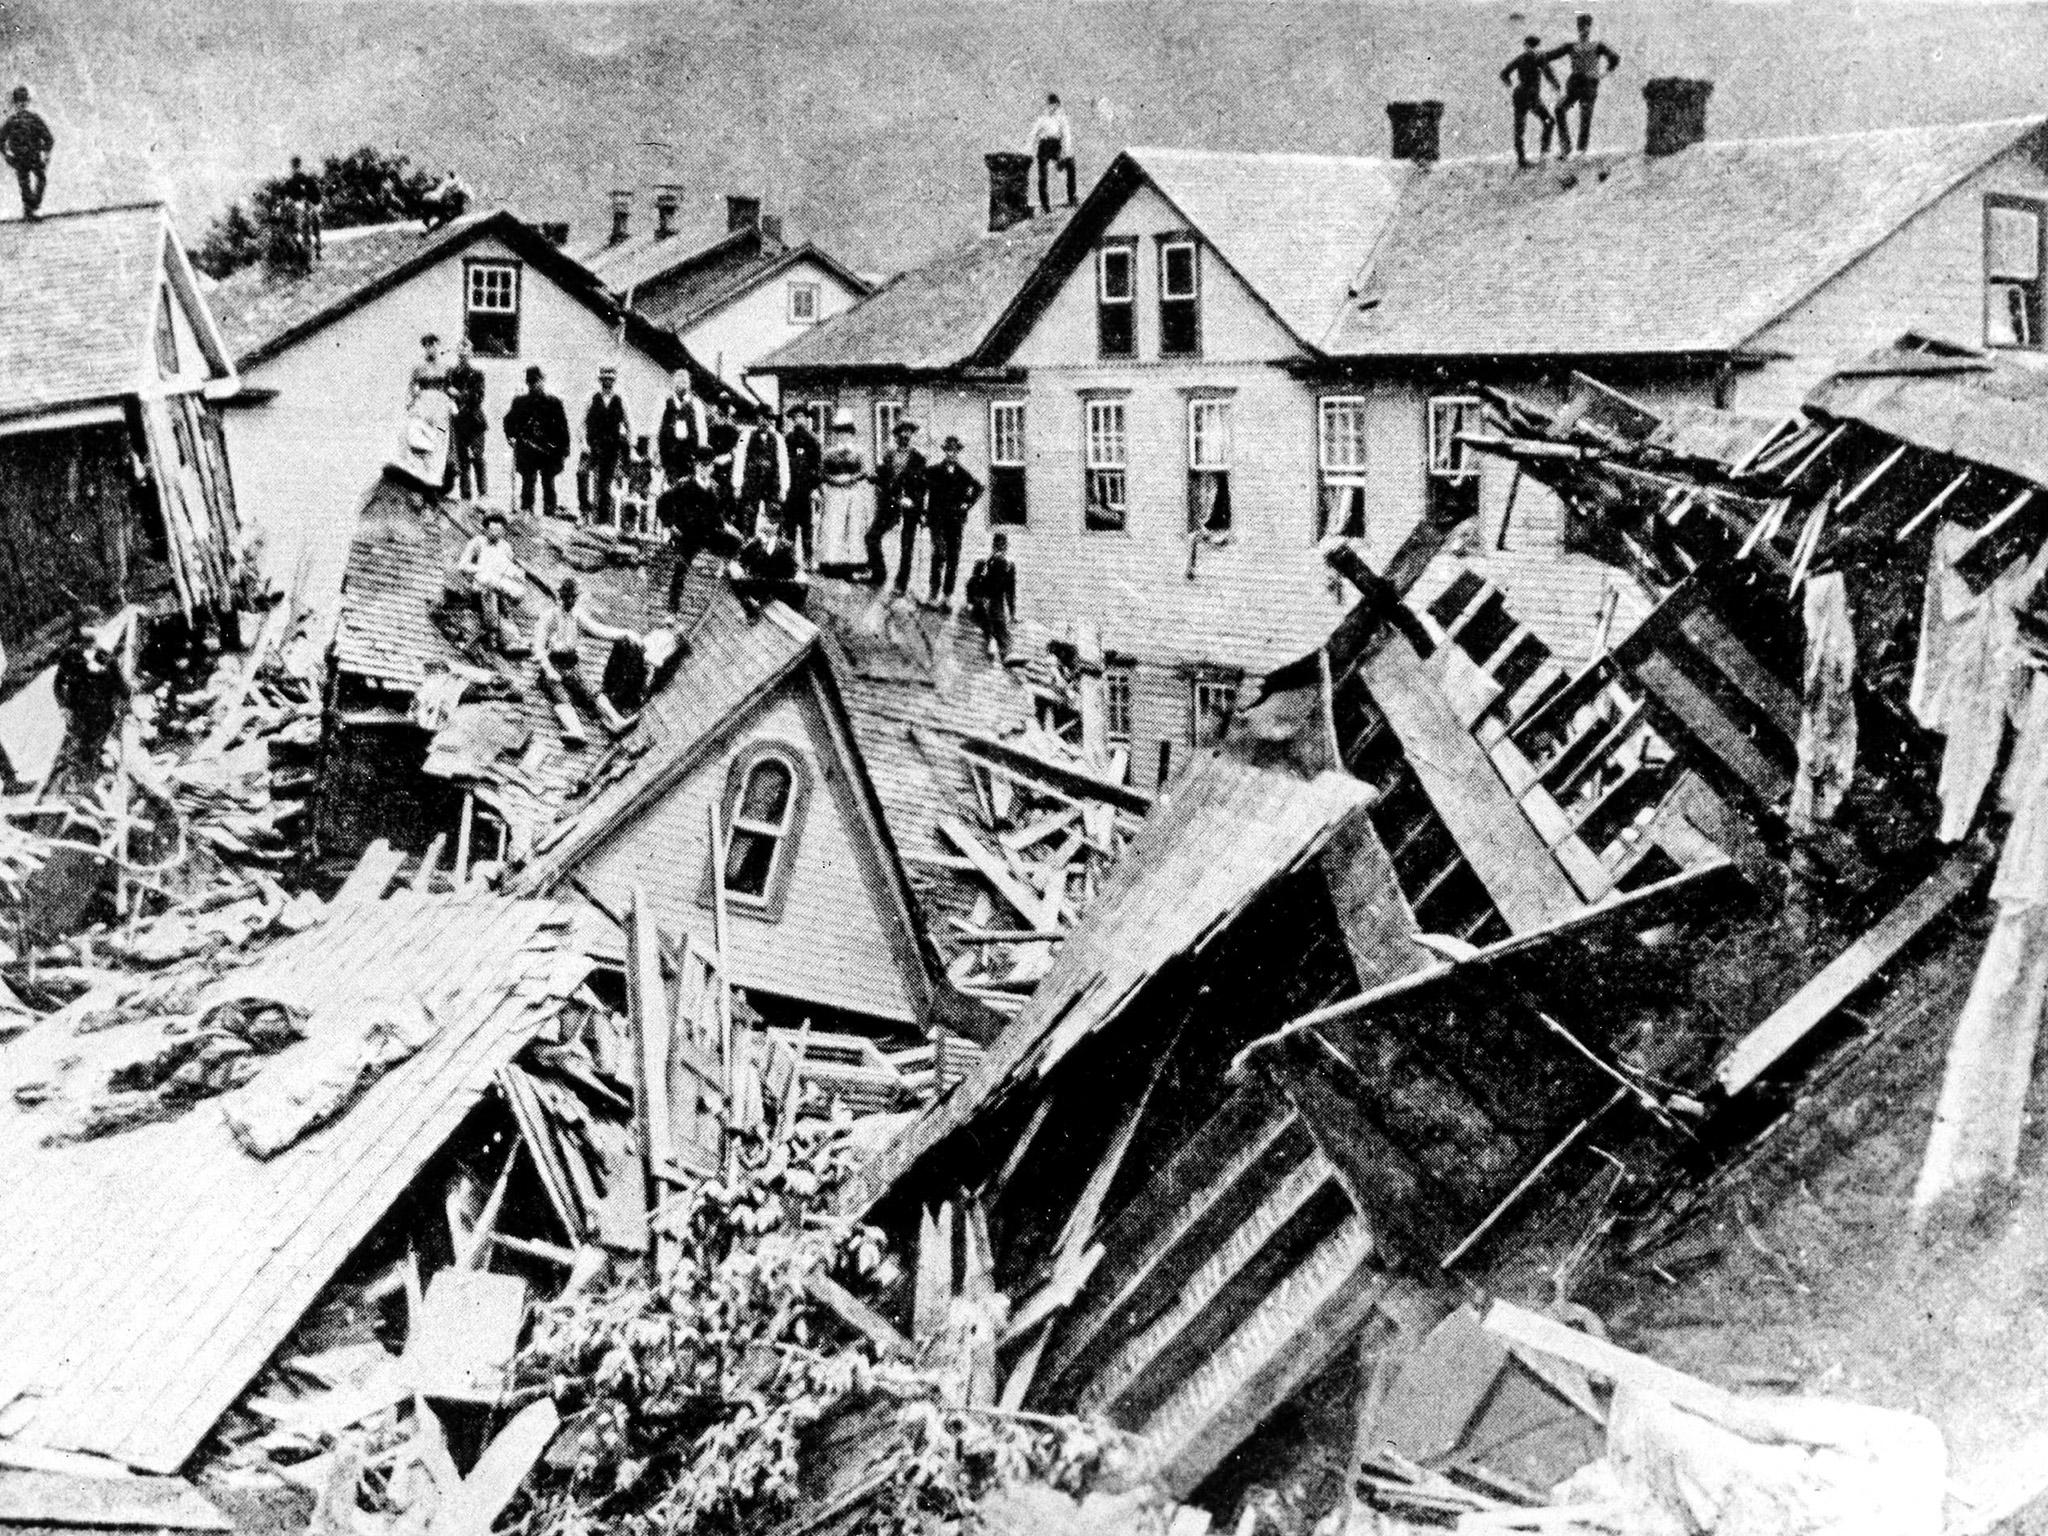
[814,410,873,573]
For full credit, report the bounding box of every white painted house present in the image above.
[207,210,720,621]
[585,191,871,409]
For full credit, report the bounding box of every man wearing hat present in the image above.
[923,434,984,610]
[656,370,707,484]
[503,365,571,517]
[444,337,488,501]
[657,447,739,610]
[1498,36,1561,168]
[870,417,928,592]
[781,407,823,570]
[408,333,448,405]
[583,365,632,525]
[454,509,527,651]
[1,85,53,219]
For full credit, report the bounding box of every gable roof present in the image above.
[1325,116,2047,359]
[0,203,234,422]
[756,208,1075,378]
[588,222,872,333]
[205,209,723,392]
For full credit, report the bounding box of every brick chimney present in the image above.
[1386,101,1444,164]
[653,184,682,241]
[985,151,1033,233]
[726,194,762,234]
[759,213,784,251]
[608,189,632,246]
[539,221,571,248]
[1644,78,1714,156]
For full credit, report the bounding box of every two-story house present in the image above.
[759,96,2048,789]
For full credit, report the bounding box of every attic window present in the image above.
[464,260,521,358]
[1986,197,2046,349]
[788,281,820,325]
[1159,238,1201,358]
[712,744,810,917]
[1097,241,1136,359]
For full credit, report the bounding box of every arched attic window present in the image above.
[709,743,810,918]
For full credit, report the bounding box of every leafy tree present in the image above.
[193,147,444,279]
[514,1116,1111,1536]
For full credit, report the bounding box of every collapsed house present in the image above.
[0,203,244,695]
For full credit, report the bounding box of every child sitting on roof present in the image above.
[727,510,808,615]
[452,510,529,653]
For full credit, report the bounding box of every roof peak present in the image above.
[0,199,164,228]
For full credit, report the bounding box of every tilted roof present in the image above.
[0,891,571,1472]
[1806,335,2048,490]
[0,203,233,421]
[757,208,1075,376]
[1325,117,2047,358]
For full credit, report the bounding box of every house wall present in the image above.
[681,256,865,409]
[1742,140,2048,418]
[573,684,921,1027]
[225,233,673,627]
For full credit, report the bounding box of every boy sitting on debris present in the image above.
[454,510,528,652]
[533,576,640,738]
[726,511,807,614]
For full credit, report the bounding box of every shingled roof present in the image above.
[757,208,1075,378]
[0,203,233,422]
[587,222,871,335]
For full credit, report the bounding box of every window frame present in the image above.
[1986,194,2048,350]
[1186,395,1233,534]
[1318,394,1370,541]
[1104,664,1135,745]
[1427,394,1485,480]
[787,280,821,326]
[1158,235,1202,358]
[1095,239,1138,360]
[462,257,523,358]
[988,399,1028,526]
[703,742,811,921]
[873,399,906,458]
[1189,674,1239,750]
[1084,396,1129,532]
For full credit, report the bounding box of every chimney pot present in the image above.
[759,213,784,250]
[608,189,632,247]
[539,220,571,248]
[985,151,1034,233]
[1643,78,1714,156]
[726,194,762,234]
[1386,101,1444,164]
[653,184,682,241]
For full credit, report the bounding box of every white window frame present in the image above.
[722,748,804,910]
[1319,396,1369,476]
[1085,398,1128,527]
[1097,244,1135,305]
[1104,665,1134,745]
[1190,676,1237,749]
[787,280,821,325]
[1160,239,1200,301]
[1428,395,1484,480]
[990,400,1027,467]
[1188,398,1232,471]
[874,399,905,456]
[1988,197,2046,349]
[465,260,519,315]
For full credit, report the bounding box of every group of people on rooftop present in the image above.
[1499,13,1622,168]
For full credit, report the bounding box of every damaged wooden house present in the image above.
[0,202,244,699]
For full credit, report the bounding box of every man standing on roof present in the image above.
[1499,37,1560,169]
[871,417,928,593]
[924,434,984,612]
[966,532,1019,663]
[1,85,54,220]
[1029,93,1077,213]
[583,365,632,525]
[707,398,742,506]
[735,411,790,532]
[781,407,822,570]
[1545,13,1621,157]
[280,155,323,258]
[658,447,740,609]
[504,365,571,517]
[444,337,488,501]
[409,333,448,405]
[657,370,707,486]
[533,575,641,737]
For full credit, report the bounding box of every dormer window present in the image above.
[1987,196,2046,349]
[1097,241,1136,358]
[709,744,810,918]
[1159,238,1201,357]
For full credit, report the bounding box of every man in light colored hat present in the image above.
[583,364,631,525]
[1,84,53,219]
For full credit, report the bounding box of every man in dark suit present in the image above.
[870,418,928,592]
[583,365,631,523]
[1,85,54,219]
[443,338,488,500]
[923,434,984,610]
[656,370,706,485]
[967,531,1019,661]
[503,365,571,516]
[781,408,822,569]
[658,448,740,610]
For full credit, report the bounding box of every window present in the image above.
[989,400,1028,526]
[874,399,905,457]
[1084,398,1127,531]
[1318,395,1369,539]
[1186,397,1232,534]
[1104,665,1134,745]
[1190,676,1237,749]
[1987,197,2046,348]
[1159,238,1201,357]
[788,281,821,325]
[713,746,810,914]
[1428,395,1484,478]
[464,260,521,357]
[1096,242,1136,358]
[154,292,180,380]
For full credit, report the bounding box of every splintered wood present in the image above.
[939,728,1143,1016]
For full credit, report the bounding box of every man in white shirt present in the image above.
[455,510,526,650]
[1029,93,1076,212]
[533,575,640,737]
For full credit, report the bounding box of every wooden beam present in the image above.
[626,885,675,1275]
[411,833,446,893]
[803,1271,916,1360]
[1718,839,1992,1095]
[1631,650,1789,804]
[1779,423,1844,489]
[1836,443,1908,514]
[940,817,1051,927]
[334,839,406,905]
[1894,468,1971,544]
[957,734,1153,816]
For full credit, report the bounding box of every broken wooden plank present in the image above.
[957,734,1153,816]
[803,1271,916,1360]
[626,886,677,1258]
[1374,1306,1509,1464]
[0,1471,231,1531]
[1718,839,1991,1095]
[432,1398,560,1536]
[402,1269,528,1402]
[334,839,405,905]
[940,818,1049,927]
[913,1203,954,1344]
[1631,649,1789,804]
[410,834,446,893]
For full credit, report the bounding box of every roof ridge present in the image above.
[0,199,164,226]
